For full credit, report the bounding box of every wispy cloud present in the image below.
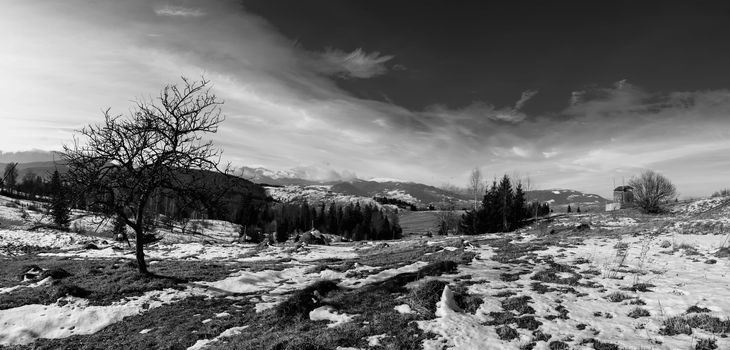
[514,90,538,110]
[154,5,205,17]
[423,89,541,127]
[318,48,394,79]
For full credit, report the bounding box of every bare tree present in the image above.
[2,162,18,194]
[628,170,677,213]
[469,167,484,210]
[62,77,229,274]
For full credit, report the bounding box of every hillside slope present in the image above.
[526,189,608,206]
[331,180,470,206]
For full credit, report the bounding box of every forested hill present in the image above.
[526,189,608,206]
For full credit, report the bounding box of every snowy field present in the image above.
[1,196,730,349]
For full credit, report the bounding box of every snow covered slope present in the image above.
[527,189,608,206]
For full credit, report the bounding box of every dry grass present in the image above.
[0,256,249,309]
[627,307,651,318]
[660,314,730,336]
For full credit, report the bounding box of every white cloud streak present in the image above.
[154,5,205,17]
[514,90,538,110]
[318,48,394,79]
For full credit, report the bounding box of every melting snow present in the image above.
[0,288,195,346]
[309,306,357,327]
[186,325,249,350]
[394,304,413,314]
[0,277,52,295]
[367,333,387,346]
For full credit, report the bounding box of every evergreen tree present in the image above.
[382,216,393,240]
[511,181,526,228]
[317,203,327,230]
[50,170,70,229]
[478,180,498,233]
[438,220,448,235]
[496,175,514,231]
[327,203,339,235]
[460,175,534,234]
[577,206,581,213]
[459,209,478,235]
[341,204,354,238]
[567,205,572,213]
[362,204,374,239]
[276,218,289,242]
[336,206,345,235]
[300,202,311,231]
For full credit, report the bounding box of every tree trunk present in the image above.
[134,227,149,274]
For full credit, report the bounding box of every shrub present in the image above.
[627,307,650,318]
[628,170,677,213]
[496,325,519,341]
[410,280,448,314]
[606,291,632,302]
[660,314,730,335]
[275,280,339,319]
[112,214,127,241]
[711,189,730,197]
[687,305,712,314]
[695,338,718,350]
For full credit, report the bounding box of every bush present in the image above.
[410,280,448,314]
[275,280,339,319]
[711,189,730,197]
[627,307,650,318]
[112,214,127,241]
[696,338,718,350]
[628,170,677,213]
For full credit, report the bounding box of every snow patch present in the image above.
[0,288,194,346]
[0,277,52,295]
[394,304,413,314]
[186,325,249,350]
[367,333,387,346]
[340,261,428,288]
[309,306,357,327]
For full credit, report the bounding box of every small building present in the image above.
[613,186,635,208]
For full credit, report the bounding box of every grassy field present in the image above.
[398,210,465,236]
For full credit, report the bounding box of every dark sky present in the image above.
[5,0,730,196]
[242,0,730,114]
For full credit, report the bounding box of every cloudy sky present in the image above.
[2,0,730,197]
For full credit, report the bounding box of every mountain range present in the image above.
[0,161,608,208]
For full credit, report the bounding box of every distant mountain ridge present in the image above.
[0,161,67,180]
[526,189,608,206]
[331,179,471,205]
[4,162,607,209]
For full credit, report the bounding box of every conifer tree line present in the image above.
[1,163,54,200]
[459,174,550,235]
[236,200,402,242]
[372,196,417,211]
[525,201,551,217]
